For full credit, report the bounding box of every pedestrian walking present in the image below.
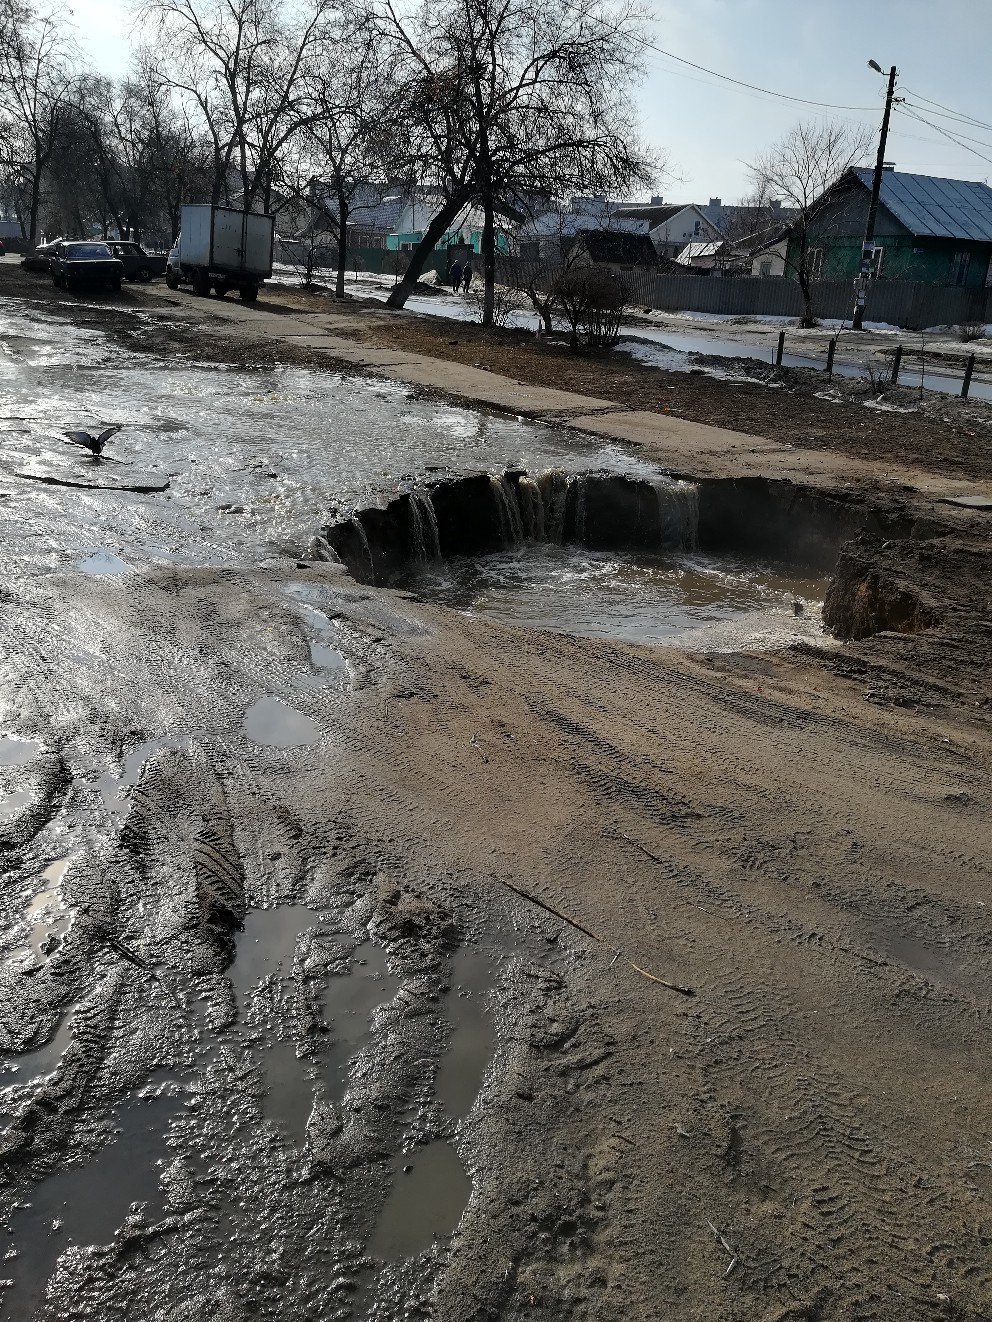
[449,259,462,293]
[462,261,473,293]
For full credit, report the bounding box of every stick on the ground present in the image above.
[495,876,695,996]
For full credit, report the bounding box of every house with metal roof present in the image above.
[614,198,723,259]
[789,167,992,288]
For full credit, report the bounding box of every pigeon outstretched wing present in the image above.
[97,426,121,444]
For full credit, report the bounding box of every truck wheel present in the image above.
[137,266,152,282]
[165,268,180,290]
[191,269,210,297]
[214,282,228,299]
[239,285,258,302]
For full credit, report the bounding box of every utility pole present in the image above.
[852,62,898,330]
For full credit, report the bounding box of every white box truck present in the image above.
[165,205,275,301]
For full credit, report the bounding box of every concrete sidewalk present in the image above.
[149,287,992,503]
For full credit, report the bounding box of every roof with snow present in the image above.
[675,240,725,264]
[848,168,992,242]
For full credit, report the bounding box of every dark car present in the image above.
[109,241,168,283]
[50,241,124,292]
[21,239,61,272]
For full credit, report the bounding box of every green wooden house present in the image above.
[787,168,992,288]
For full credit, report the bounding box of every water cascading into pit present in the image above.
[516,476,545,542]
[489,475,525,547]
[651,477,699,551]
[409,490,441,563]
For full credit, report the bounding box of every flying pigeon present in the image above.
[64,425,120,457]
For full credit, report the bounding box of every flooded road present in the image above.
[0,296,653,578]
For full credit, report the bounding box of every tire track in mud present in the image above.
[373,607,992,1319]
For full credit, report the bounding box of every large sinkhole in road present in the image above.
[397,545,828,649]
[322,470,864,651]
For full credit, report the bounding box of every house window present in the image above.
[951,250,971,286]
[693,220,701,235]
[807,248,825,281]
[759,259,772,277]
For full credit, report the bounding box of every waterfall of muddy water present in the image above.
[397,548,830,651]
[516,475,545,542]
[652,477,699,550]
[489,475,525,547]
[539,471,569,544]
[409,489,442,562]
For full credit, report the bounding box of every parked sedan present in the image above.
[50,241,124,292]
[109,240,167,282]
[21,239,61,272]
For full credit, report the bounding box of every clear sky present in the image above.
[72,0,992,205]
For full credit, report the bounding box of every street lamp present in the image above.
[852,60,898,330]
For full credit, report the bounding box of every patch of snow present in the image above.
[863,398,918,413]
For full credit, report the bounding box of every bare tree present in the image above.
[145,0,332,210]
[0,0,78,242]
[285,10,404,297]
[748,119,871,326]
[375,0,653,322]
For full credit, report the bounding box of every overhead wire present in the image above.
[897,104,992,170]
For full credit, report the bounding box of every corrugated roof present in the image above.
[851,167,992,241]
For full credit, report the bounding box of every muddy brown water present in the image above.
[397,544,830,651]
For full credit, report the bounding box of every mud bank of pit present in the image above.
[315,469,929,644]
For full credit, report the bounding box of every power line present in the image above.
[640,41,880,112]
[555,0,881,113]
[899,86,992,135]
[900,103,992,151]
[897,105,992,170]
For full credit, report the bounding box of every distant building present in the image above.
[614,197,722,259]
[515,196,642,261]
[788,168,992,287]
[674,238,731,271]
[386,191,510,256]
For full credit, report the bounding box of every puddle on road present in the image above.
[23,857,72,961]
[231,907,399,1140]
[0,1009,75,1088]
[398,546,829,651]
[309,640,347,671]
[0,734,41,766]
[96,736,190,814]
[0,790,32,820]
[323,944,397,1102]
[870,926,986,997]
[370,1141,471,1260]
[77,549,133,575]
[243,697,320,748]
[436,945,498,1119]
[0,1091,178,1321]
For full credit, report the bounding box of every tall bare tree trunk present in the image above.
[386,191,470,309]
[481,190,495,326]
[335,196,349,298]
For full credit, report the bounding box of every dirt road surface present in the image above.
[0,264,990,1322]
